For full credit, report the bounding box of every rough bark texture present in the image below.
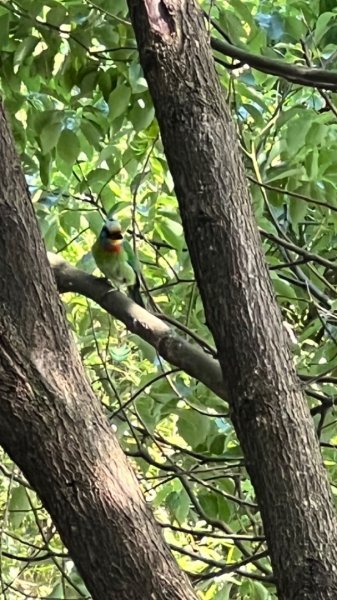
[127,0,337,598]
[0,103,197,600]
[49,252,224,398]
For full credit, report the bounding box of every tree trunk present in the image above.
[0,102,197,600]
[127,0,337,597]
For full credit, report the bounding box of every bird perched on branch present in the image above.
[92,218,144,307]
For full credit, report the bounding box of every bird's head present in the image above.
[100,218,124,252]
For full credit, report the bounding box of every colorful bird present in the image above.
[92,218,144,307]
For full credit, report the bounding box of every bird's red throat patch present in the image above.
[105,240,122,253]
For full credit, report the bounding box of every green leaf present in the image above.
[135,395,158,429]
[129,63,148,93]
[33,110,64,134]
[39,153,52,186]
[109,344,130,362]
[286,116,314,156]
[108,84,131,121]
[249,581,270,600]
[14,36,39,65]
[166,488,190,523]
[289,198,307,234]
[57,129,80,164]
[314,12,335,43]
[86,212,105,236]
[270,272,297,301]
[43,216,58,250]
[9,485,31,528]
[48,583,63,599]
[80,70,99,95]
[81,120,102,149]
[40,122,63,155]
[306,122,328,147]
[47,6,67,26]
[152,481,175,508]
[230,0,254,27]
[305,148,319,181]
[177,410,210,447]
[60,210,81,234]
[174,489,190,523]
[212,584,234,600]
[157,218,184,251]
[265,167,305,184]
[129,101,155,132]
[0,12,10,49]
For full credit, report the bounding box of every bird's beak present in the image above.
[103,225,123,240]
[107,231,123,241]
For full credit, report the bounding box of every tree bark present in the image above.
[127,0,337,598]
[0,102,197,600]
[49,252,224,399]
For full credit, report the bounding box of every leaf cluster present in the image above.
[2,0,337,598]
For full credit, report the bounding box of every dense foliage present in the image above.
[1,0,337,597]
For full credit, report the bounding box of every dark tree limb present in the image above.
[0,102,198,600]
[127,0,337,598]
[211,37,337,90]
[49,252,225,400]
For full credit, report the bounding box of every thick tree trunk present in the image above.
[0,102,197,600]
[127,0,337,598]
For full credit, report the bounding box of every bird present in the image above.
[91,217,145,307]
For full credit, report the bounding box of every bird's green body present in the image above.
[92,238,136,286]
[92,219,144,307]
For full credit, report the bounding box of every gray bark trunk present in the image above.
[127,0,337,597]
[0,102,197,600]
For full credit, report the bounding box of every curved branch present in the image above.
[211,37,337,90]
[261,230,337,271]
[48,253,225,401]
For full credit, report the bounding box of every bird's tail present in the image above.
[128,276,145,308]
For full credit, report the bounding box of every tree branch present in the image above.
[48,253,225,401]
[211,37,337,90]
